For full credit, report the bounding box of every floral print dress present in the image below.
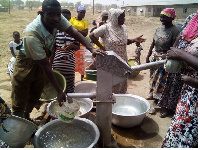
[161,37,198,148]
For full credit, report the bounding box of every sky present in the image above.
[57,0,174,6]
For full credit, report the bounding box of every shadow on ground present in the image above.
[111,116,164,148]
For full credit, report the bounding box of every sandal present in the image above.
[146,94,153,100]
[159,108,171,118]
[149,107,156,114]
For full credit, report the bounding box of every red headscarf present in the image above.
[160,8,175,19]
[182,12,198,42]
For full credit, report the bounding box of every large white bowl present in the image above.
[74,81,96,93]
[47,98,93,119]
[112,94,150,128]
[0,115,37,148]
[33,117,100,148]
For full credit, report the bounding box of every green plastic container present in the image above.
[85,70,97,81]
[40,70,66,102]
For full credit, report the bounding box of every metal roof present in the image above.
[124,0,198,7]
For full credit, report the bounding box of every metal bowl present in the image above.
[47,98,93,119]
[112,94,150,128]
[74,81,96,93]
[33,117,100,148]
[0,115,37,148]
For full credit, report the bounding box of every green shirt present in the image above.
[22,14,71,60]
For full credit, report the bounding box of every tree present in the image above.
[74,1,81,9]
[110,4,117,9]
[0,0,9,7]
[60,1,68,7]
[25,0,42,10]
[11,0,24,6]
[95,3,103,10]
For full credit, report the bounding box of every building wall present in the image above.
[173,4,198,19]
[136,6,146,16]
[123,3,198,19]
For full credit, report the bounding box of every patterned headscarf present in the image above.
[182,12,198,42]
[160,8,176,19]
[106,8,127,48]
[101,10,109,17]
[108,8,125,26]
[77,5,86,12]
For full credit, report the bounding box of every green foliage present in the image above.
[11,0,24,6]
[95,3,103,10]
[25,0,42,7]
[110,4,117,8]
[74,1,81,9]
[0,0,9,7]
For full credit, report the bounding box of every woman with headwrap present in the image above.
[161,13,198,148]
[89,8,145,94]
[158,12,198,118]
[70,5,88,80]
[145,8,180,115]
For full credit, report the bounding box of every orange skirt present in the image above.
[74,45,86,75]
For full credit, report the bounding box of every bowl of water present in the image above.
[33,117,100,148]
[47,98,93,119]
[112,94,150,128]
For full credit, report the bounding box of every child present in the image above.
[8,31,22,58]
[50,9,80,93]
[7,31,22,82]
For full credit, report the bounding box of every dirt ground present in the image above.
[0,8,185,148]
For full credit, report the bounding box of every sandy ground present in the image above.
[0,8,185,148]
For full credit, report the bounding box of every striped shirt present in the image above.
[52,31,80,93]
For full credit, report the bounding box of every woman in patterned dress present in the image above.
[145,8,180,115]
[161,35,198,148]
[158,12,198,118]
[70,5,88,81]
[89,8,145,94]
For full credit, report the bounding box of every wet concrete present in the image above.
[87,103,173,148]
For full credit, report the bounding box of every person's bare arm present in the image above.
[146,40,155,63]
[65,26,106,56]
[10,47,16,57]
[89,32,105,50]
[49,43,56,68]
[181,74,198,89]
[173,35,181,47]
[37,57,66,106]
[167,47,198,70]
[78,28,88,37]
[62,42,80,51]
[127,35,146,45]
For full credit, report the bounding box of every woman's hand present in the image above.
[166,47,182,60]
[146,57,150,63]
[134,35,146,45]
[181,74,198,89]
[57,90,66,107]
[61,43,73,51]
[92,49,107,57]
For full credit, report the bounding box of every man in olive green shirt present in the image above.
[11,0,105,120]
